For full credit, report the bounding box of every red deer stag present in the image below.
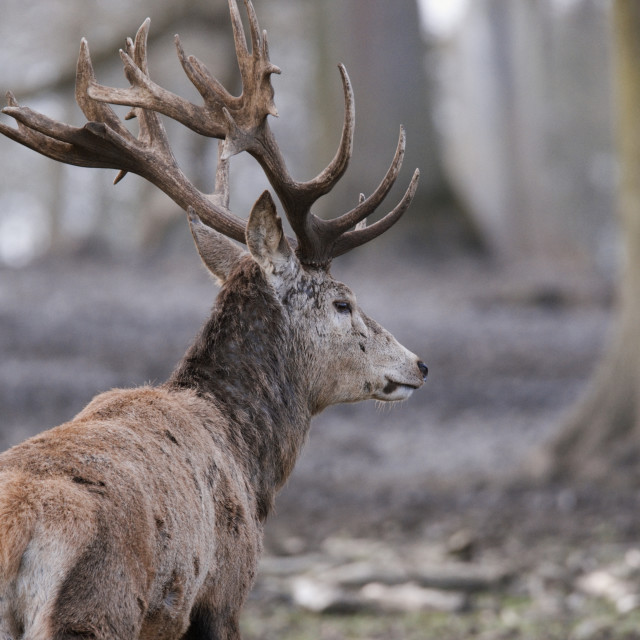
[0,1,427,638]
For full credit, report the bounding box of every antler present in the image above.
[0,0,419,267]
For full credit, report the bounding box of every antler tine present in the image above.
[2,90,140,171]
[298,64,354,201]
[76,39,129,138]
[123,22,174,156]
[115,20,175,185]
[332,168,420,258]
[0,94,99,168]
[244,0,262,58]
[229,0,250,65]
[322,126,407,238]
[354,194,367,230]
[261,26,273,66]
[175,36,234,108]
[131,19,150,75]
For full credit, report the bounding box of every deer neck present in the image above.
[167,262,311,520]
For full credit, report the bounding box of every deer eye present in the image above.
[333,301,352,314]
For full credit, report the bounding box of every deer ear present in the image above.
[188,208,246,285]
[246,191,299,279]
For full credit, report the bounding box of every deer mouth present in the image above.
[379,379,420,402]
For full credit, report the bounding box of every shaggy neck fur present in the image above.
[167,259,311,521]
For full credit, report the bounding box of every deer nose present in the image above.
[417,361,428,381]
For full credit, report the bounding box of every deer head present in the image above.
[0,0,427,413]
[187,191,426,415]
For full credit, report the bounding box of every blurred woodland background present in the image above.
[5,0,640,637]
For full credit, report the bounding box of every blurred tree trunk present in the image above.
[535,0,640,483]
[438,0,614,272]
